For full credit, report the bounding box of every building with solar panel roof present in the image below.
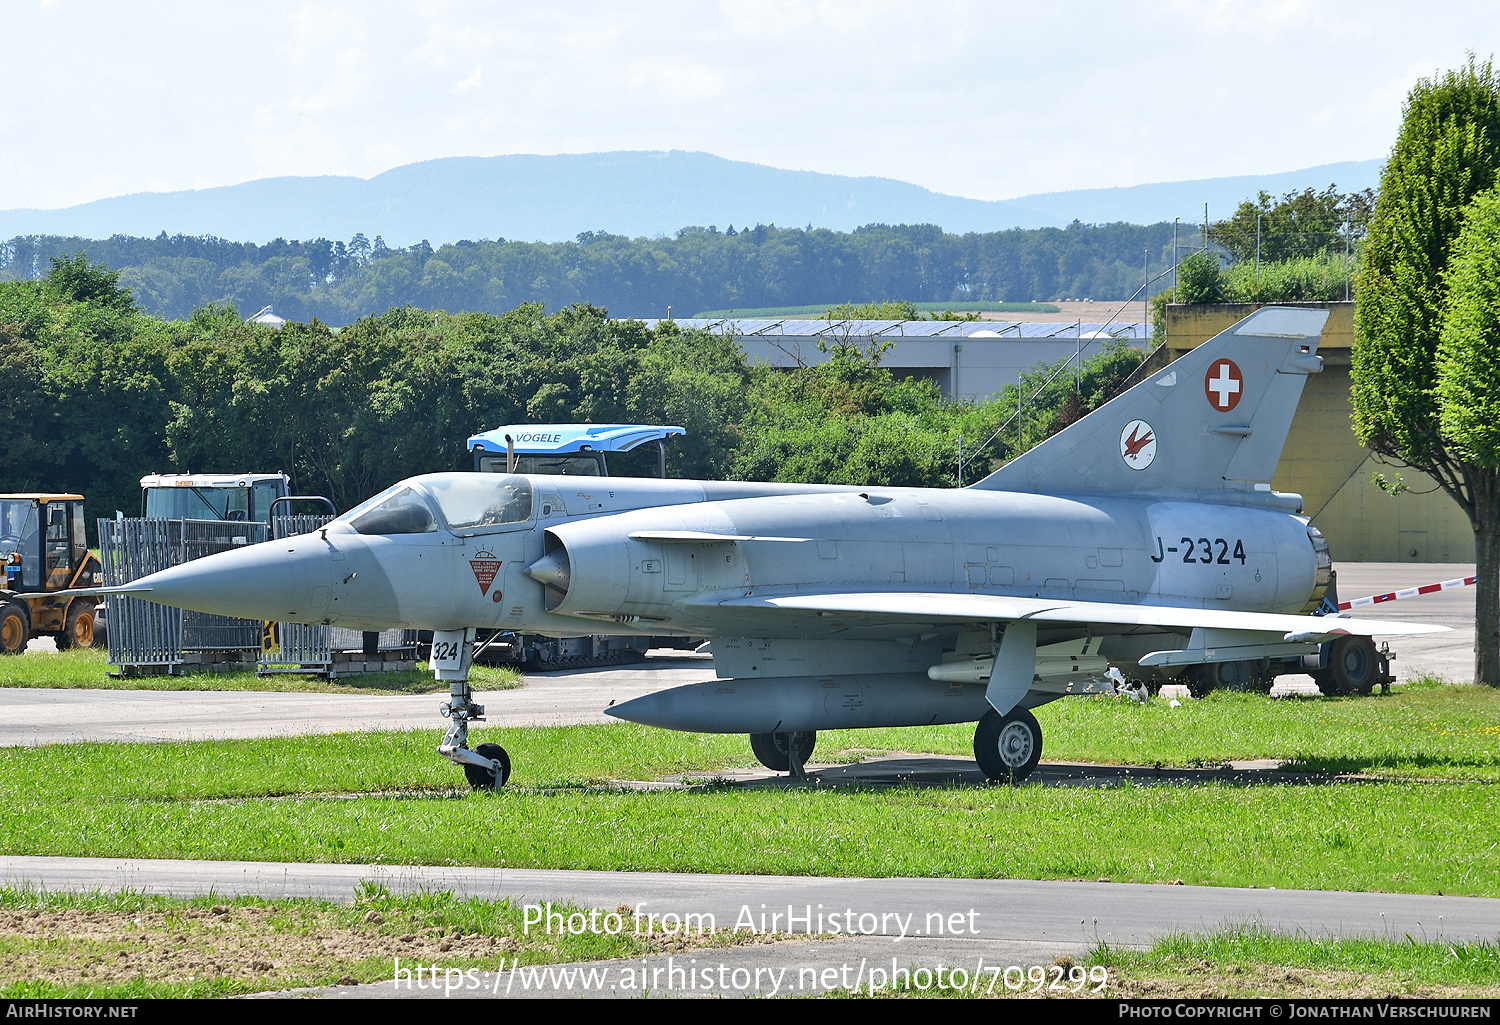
[638,318,1149,400]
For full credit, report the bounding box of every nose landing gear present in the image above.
[433,627,513,790]
[462,742,512,789]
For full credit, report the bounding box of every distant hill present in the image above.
[1002,160,1382,228]
[0,152,1383,246]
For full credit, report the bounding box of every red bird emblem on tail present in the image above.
[1119,418,1158,470]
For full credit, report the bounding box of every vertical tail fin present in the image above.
[971,307,1329,495]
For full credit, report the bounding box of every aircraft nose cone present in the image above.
[132,534,334,622]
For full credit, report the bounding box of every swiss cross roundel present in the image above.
[1205,358,1243,412]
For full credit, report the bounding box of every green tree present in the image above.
[0,326,52,490]
[824,299,920,321]
[1209,186,1375,264]
[46,253,137,315]
[1351,57,1500,686]
[1022,340,1146,449]
[1436,186,1500,686]
[1437,188,1500,459]
[1173,250,1223,304]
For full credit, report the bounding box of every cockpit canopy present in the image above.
[342,474,534,536]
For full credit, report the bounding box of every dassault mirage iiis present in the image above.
[88,308,1447,787]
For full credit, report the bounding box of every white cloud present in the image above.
[624,59,725,103]
[453,65,483,93]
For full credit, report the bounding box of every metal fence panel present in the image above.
[271,515,329,541]
[259,514,334,671]
[179,519,267,651]
[102,511,418,675]
[329,627,421,653]
[98,518,181,668]
[259,621,332,671]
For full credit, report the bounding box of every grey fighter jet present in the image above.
[88,308,1447,787]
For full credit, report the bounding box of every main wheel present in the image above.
[973,707,1043,784]
[749,730,816,772]
[1326,636,1379,696]
[1246,667,1276,694]
[1185,660,1249,697]
[463,742,512,790]
[1309,667,1338,694]
[57,602,97,650]
[0,602,30,655]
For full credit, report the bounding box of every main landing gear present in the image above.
[1312,636,1387,696]
[747,712,1045,786]
[973,706,1043,784]
[433,628,512,790]
[749,730,816,778]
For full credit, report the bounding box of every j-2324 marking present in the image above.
[1151,536,1247,565]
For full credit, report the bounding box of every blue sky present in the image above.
[2,0,1493,211]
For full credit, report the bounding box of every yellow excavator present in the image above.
[0,494,102,653]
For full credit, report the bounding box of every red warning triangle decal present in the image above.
[469,552,501,596]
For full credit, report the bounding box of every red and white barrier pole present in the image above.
[1339,575,1478,611]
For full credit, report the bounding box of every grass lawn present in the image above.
[1,681,1497,998]
[1093,928,1500,1000]
[851,678,1500,782]
[1,680,1496,895]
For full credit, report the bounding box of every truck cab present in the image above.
[467,424,685,478]
[0,494,101,653]
[139,472,292,527]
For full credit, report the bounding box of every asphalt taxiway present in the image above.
[0,650,715,747]
[5,855,1498,998]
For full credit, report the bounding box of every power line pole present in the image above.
[1350,216,1362,298]
[1256,213,1262,287]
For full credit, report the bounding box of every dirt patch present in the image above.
[0,902,790,994]
[6,905,1495,998]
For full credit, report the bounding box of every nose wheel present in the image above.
[461,742,512,790]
